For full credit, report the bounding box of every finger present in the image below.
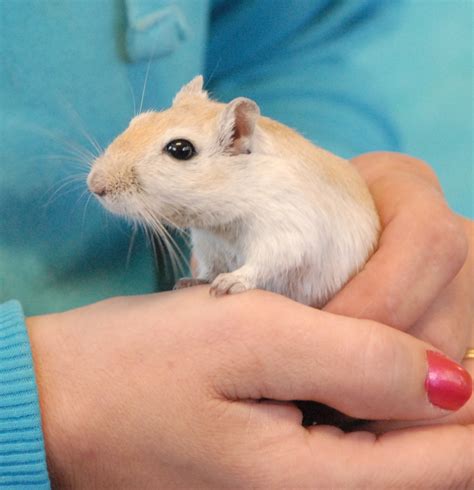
[242,423,473,488]
[407,217,474,359]
[325,152,468,330]
[365,356,474,432]
[298,424,474,488]
[214,291,472,421]
[407,266,472,361]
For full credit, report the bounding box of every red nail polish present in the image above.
[425,350,472,410]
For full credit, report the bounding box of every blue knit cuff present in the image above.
[0,301,50,489]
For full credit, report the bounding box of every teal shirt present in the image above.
[1,0,399,316]
[1,1,471,487]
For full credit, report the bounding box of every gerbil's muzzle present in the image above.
[87,165,141,199]
[87,170,108,197]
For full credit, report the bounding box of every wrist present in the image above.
[26,313,79,487]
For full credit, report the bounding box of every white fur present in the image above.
[88,76,380,307]
[190,151,379,306]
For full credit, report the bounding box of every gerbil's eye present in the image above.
[165,139,196,161]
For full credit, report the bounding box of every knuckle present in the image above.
[354,151,442,188]
[397,154,441,186]
[376,291,404,328]
[424,210,468,273]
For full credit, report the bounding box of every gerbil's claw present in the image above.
[174,277,209,290]
[209,273,255,296]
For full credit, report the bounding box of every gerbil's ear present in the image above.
[173,75,208,105]
[217,97,260,155]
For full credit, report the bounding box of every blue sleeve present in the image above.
[206,0,402,158]
[0,301,50,489]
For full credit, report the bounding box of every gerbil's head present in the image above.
[87,75,260,229]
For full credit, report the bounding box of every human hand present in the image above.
[363,216,474,433]
[364,329,473,434]
[27,287,472,489]
[325,152,471,361]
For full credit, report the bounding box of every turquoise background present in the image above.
[356,0,473,218]
[1,1,472,316]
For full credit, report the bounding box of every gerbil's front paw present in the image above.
[210,272,256,296]
[174,277,209,290]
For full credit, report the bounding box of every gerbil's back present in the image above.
[256,115,376,210]
[246,114,380,307]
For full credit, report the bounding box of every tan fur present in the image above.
[257,116,374,208]
[88,76,380,306]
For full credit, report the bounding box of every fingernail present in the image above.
[425,350,472,410]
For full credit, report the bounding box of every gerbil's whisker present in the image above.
[149,205,192,264]
[56,93,103,156]
[126,223,138,269]
[138,31,164,114]
[150,213,188,273]
[140,211,178,279]
[126,77,138,117]
[204,58,221,91]
[139,57,152,114]
[161,216,191,248]
[154,232,172,280]
[79,189,94,230]
[29,153,91,169]
[139,219,161,274]
[140,198,191,248]
[139,207,188,280]
[42,173,88,209]
[22,123,96,165]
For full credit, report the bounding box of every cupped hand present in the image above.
[27,288,472,489]
[367,218,473,432]
[365,339,474,433]
[325,152,471,361]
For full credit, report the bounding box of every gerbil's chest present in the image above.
[191,229,244,273]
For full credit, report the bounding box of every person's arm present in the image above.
[26,287,473,488]
[0,301,50,489]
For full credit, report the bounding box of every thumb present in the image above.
[215,292,472,421]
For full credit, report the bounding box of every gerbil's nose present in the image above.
[94,186,107,197]
[87,171,107,197]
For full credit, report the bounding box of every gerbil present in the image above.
[87,75,380,307]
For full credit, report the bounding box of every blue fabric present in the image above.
[0,301,50,489]
[352,1,473,218]
[0,0,400,316]
[0,1,470,486]
[0,0,208,315]
[205,0,402,156]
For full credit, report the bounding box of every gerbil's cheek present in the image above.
[94,193,137,219]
